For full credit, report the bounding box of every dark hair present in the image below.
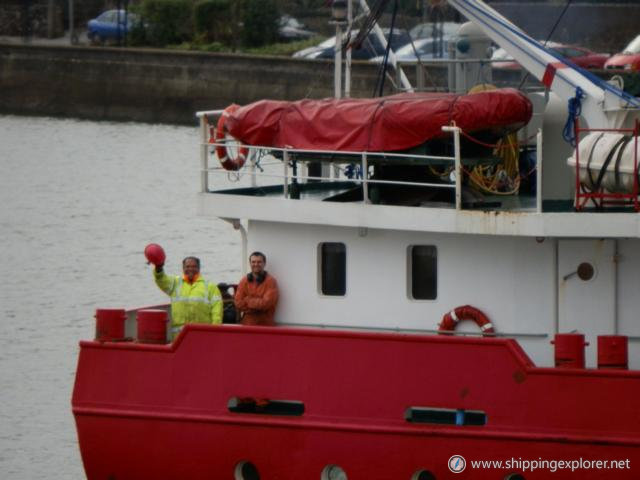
[183,256,201,268]
[249,251,266,262]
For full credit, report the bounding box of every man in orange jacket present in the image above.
[234,251,279,326]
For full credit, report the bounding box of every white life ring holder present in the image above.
[213,104,249,171]
[438,305,495,336]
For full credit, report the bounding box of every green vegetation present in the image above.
[125,0,422,52]
[193,0,236,45]
[140,0,194,46]
[242,0,280,47]
[244,35,323,55]
[170,35,325,56]
[133,0,286,49]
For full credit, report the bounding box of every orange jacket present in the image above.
[234,272,279,326]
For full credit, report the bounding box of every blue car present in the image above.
[87,10,140,45]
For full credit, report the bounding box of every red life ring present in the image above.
[213,104,249,171]
[438,305,495,336]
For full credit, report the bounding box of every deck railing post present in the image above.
[250,148,257,188]
[574,117,582,210]
[362,152,369,204]
[200,115,209,193]
[283,149,290,198]
[454,127,461,210]
[634,119,639,212]
[536,129,543,214]
[440,125,461,210]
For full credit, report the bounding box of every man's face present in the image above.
[183,258,200,281]
[249,255,265,275]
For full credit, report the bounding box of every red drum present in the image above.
[95,308,126,342]
[136,309,168,344]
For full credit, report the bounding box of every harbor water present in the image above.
[0,115,241,479]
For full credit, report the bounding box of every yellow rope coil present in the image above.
[468,133,521,195]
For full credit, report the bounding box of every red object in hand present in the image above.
[144,243,166,267]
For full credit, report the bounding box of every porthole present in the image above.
[411,470,436,480]
[408,245,438,300]
[321,464,348,480]
[319,242,346,296]
[504,474,525,480]
[576,262,595,281]
[234,461,260,480]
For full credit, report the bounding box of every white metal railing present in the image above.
[278,321,550,338]
[197,110,463,210]
[390,57,549,94]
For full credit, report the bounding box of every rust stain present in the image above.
[513,370,527,384]
[460,387,470,399]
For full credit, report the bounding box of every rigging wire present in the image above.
[350,0,391,49]
[517,0,572,90]
[375,0,399,97]
[391,4,445,92]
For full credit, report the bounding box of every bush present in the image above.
[141,0,194,46]
[193,0,233,44]
[128,22,148,46]
[245,35,324,56]
[242,0,279,48]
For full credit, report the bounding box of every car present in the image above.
[370,36,450,64]
[605,35,640,71]
[491,42,609,70]
[292,35,340,58]
[313,29,411,61]
[278,15,316,42]
[87,10,141,45]
[409,21,460,40]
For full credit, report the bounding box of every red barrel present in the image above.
[597,335,628,370]
[136,309,168,344]
[551,333,588,368]
[95,308,126,342]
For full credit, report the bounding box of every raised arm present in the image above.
[154,269,178,296]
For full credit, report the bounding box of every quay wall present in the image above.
[1,44,637,125]
[0,44,424,125]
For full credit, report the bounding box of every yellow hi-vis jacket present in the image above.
[154,270,222,338]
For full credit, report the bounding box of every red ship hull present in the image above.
[72,325,640,479]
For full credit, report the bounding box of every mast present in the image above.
[334,22,343,98]
[357,0,414,93]
[345,0,353,97]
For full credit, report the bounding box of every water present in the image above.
[0,115,241,479]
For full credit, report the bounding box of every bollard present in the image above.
[551,333,588,368]
[95,309,126,342]
[136,309,168,344]
[597,335,628,370]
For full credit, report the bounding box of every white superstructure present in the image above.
[195,0,639,371]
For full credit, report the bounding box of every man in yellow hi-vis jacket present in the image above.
[153,256,223,339]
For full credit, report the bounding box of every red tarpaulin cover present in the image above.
[224,89,532,152]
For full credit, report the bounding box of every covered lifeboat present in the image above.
[217,88,532,154]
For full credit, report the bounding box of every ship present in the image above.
[72,0,640,479]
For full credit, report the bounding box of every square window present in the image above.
[410,245,437,300]
[319,243,346,296]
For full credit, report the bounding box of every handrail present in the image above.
[202,141,456,162]
[196,109,224,118]
[199,115,463,210]
[207,170,454,190]
[277,321,549,338]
